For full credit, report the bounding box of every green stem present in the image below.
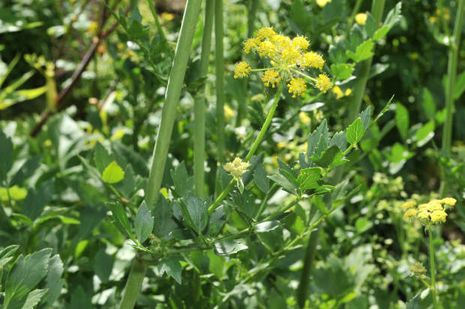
[346,0,385,124]
[118,257,148,309]
[120,1,203,308]
[208,86,283,213]
[145,0,203,207]
[296,199,322,308]
[440,0,465,195]
[194,0,215,197]
[215,0,226,164]
[428,227,439,309]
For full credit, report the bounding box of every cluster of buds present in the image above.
[224,157,250,179]
[234,27,333,98]
[402,197,457,224]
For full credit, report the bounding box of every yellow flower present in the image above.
[299,52,325,70]
[299,112,311,125]
[427,202,443,212]
[403,208,417,220]
[255,27,276,40]
[355,13,368,26]
[261,70,281,88]
[224,157,250,178]
[418,203,430,211]
[234,61,252,79]
[281,47,301,65]
[441,197,457,206]
[271,34,292,49]
[287,78,307,98]
[292,36,310,51]
[224,105,235,120]
[257,40,276,58]
[410,262,427,276]
[417,210,430,221]
[332,86,344,99]
[243,38,259,54]
[315,74,333,93]
[430,210,447,224]
[316,0,331,8]
[345,88,352,96]
[401,200,416,210]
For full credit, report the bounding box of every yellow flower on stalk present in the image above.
[281,47,301,65]
[299,52,325,70]
[315,74,333,93]
[430,210,447,223]
[299,112,311,125]
[243,38,260,54]
[441,197,457,206]
[316,0,331,8]
[401,200,416,210]
[403,208,417,220]
[261,70,281,88]
[234,61,252,79]
[258,40,276,58]
[288,78,307,98]
[224,157,250,178]
[292,36,310,51]
[255,27,276,40]
[332,86,344,99]
[355,13,368,26]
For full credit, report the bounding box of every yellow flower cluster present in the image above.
[332,86,352,99]
[402,197,457,224]
[224,157,250,178]
[234,27,333,98]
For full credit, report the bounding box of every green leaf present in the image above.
[44,255,64,307]
[153,197,178,239]
[414,121,435,147]
[170,162,194,197]
[107,202,133,238]
[135,202,154,243]
[297,168,322,191]
[0,186,28,202]
[20,289,48,309]
[182,196,208,234]
[373,2,402,41]
[346,118,365,145]
[454,71,465,99]
[307,120,329,160]
[4,248,52,307]
[101,161,125,184]
[330,63,355,80]
[159,256,183,284]
[253,163,269,193]
[93,249,113,283]
[0,130,13,181]
[395,103,409,140]
[346,40,374,62]
[214,239,248,256]
[421,88,436,120]
[255,221,280,233]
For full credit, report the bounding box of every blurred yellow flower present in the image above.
[224,157,250,178]
[234,61,252,79]
[316,0,331,8]
[355,13,368,26]
[261,70,281,88]
[288,78,307,97]
[316,74,333,93]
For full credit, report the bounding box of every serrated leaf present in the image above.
[330,63,355,80]
[21,289,48,309]
[346,118,365,145]
[44,255,64,307]
[135,202,154,243]
[346,40,374,62]
[101,161,125,184]
[297,168,322,190]
[214,239,248,256]
[182,196,208,234]
[307,120,329,160]
[159,256,183,284]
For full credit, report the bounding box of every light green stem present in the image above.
[440,0,465,195]
[215,0,226,164]
[194,0,215,197]
[208,86,282,213]
[118,257,147,309]
[428,227,439,309]
[145,0,203,206]
[296,228,320,308]
[346,0,386,124]
[119,1,203,308]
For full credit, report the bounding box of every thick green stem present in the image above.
[208,86,282,213]
[120,1,203,308]
[215,0,226,164]
[118,257,148,309]
[346,0,386,124]
[428,227,439,309]
[296,229,320,309]
[194,0,215,197]
[145,0,203,206]
[440,0,465,195]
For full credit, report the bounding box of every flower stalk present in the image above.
[194,0,215,197]
[428,227,439,309]
[208,85,283,213]
[215,0,226,164]
[119,0,203,307]
[440,0,465,195]
[346,0,386,124]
